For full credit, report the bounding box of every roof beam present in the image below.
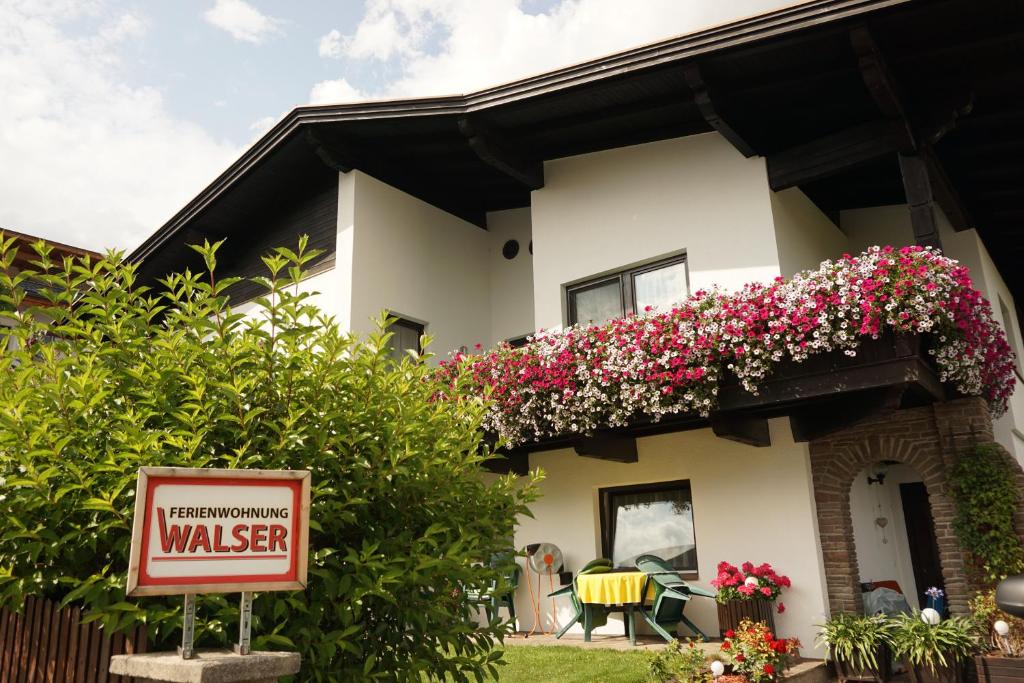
[458,117,544,190]
[683,64,757,158]
[851,24,975,238]
[767,119,908,191]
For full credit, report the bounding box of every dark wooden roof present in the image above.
[131,0,1024,299]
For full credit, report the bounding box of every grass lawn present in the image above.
[492,646,655,682]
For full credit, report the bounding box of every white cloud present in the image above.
[309,78,366,105]
[327,0,796,98]
[0,2,239,250]
[203,0,282,44]
[318,29,343,59]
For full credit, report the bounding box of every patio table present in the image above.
[575,571,654,645]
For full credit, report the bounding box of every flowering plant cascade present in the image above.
[712,561,791,610]
[721,620,801,682]
[439,246,1016,447]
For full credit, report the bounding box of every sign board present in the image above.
[126,467,310,597]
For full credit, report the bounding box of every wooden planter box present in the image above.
[976,654,1024,683]
[717,598,776,638]
[905,660,965,683]
[832,645,892,683]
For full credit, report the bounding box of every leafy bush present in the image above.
[970,590,1024,656]
[949,443,1024,584]
[890,613,979,673]
[0,236,540,681]
[816,613,893,673]
[648,638,715,683]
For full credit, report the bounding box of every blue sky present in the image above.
[0,0,793,251]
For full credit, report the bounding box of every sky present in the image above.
[0,0,799,252]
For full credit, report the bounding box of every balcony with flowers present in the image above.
[439,246,1017,469]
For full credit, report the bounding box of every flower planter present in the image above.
[832,645,893,683]
[905,660,965,683]
[975,654,1024,683]
[717,598,776,638]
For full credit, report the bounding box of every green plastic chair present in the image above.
[468,554,521,625]
[548,558,612,639]
[634,554,715,642]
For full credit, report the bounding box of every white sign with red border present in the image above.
[127,467,311,597]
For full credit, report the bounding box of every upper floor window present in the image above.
[386,317,424,362]
[566,255,689,326]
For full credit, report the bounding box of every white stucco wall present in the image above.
[345,171,494,360]
[849,464,923,610]
[486,208,535,342]
[529,134,781,330]
[513,419,830,656]
[839,205,915,255]
[770,188,848,277]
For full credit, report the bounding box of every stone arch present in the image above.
[807,399,992,616]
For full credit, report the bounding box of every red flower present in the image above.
[735,654,745,662]
[764,664,775,675]
[721,641,731,651]
[777,602,786,614]
[725,629,735,638]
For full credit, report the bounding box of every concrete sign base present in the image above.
[109,649,300,682]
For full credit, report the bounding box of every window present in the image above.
[599,480,698,574]
[998,296,1022,376]
[507,334,531,348]
[567,255,688,326]
[386,317,424,362]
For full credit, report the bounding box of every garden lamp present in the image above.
[995,619,1011,654]
[997,575,1024,618]
[920,608,941,625]
[710,660,725,679]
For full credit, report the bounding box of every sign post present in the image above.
[121,466,310,673]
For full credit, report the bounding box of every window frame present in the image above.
[598,478,699,578]
[565,254,689,326]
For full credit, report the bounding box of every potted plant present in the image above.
[817,613,894,682]
[721,619,800,682]
[891,612,979,683]
[971,590,1024,683]
[711,561,791,637]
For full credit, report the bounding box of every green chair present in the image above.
[548,558,612,639]
[634,554,715,642]
[468,554,521,625]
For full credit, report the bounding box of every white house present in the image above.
[129,0,1024,656]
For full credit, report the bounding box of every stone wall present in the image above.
[808,397,1024,615]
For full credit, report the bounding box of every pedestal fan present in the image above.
[525,542,563,636]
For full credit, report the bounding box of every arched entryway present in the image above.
[806,400,991,616]
[850,462,943,612]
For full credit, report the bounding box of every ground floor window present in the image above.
[599,480,698,574]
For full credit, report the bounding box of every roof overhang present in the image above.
[130,0,1024,300]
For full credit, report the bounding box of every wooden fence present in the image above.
[0,597,147,683]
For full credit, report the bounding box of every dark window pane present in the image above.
[571,279,622,326]
[605,484,696,571]
[387,318,423,361]
[634,261,688,314]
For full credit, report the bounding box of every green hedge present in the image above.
[949,443,1024,584]
[0,236,539,681]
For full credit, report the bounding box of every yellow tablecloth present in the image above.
[576,571,654,605]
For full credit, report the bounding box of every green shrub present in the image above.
[0,235,540,681]
[889,613,979,673]
[648,639,715,683]
[948,443,1024,584]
